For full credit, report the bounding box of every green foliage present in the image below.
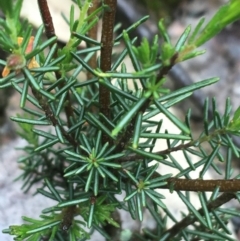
[194,0,240,47]
[0,0,24,48]
[1,0,240,240]
[132,36,159,68]
[227,106,240,133]
[175,0,240,63]
[58,0,105,71]
[16,114,38,147]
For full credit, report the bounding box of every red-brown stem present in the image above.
[37,0,55,39]
[166,178,240,192]
[100,0,117,144]
[124,166,240,193]
[37,0,74,130]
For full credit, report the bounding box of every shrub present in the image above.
[1,0,240,240]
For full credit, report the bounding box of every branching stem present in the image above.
[118,127,227,161]
[166,178,240,192]
[37,0,74,130]
[115,54,178,153]
[164,193,236,240]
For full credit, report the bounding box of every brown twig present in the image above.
[100,0,117,144]
[166,178,240,192]
[37,0,55,39]
[123,163,240,192]
[117,125,227,162]
[117,141,193,162]
[37,0,75,130]
[163,192,236,240]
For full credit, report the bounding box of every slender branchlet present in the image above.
[117,127,226,161]
[115,54,178,153]
[164,193,236,240]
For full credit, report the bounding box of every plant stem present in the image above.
[100,0,117,144]
[37,0,55,39]
[115,54,178,153]
[163,193,236,240]
[117,127,227,162]
[37,0,74,130]
[166,178,240,192]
